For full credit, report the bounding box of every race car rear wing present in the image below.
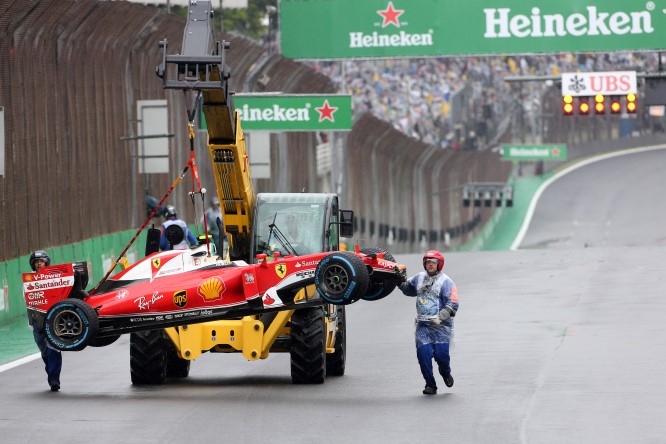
[23,262,89,315]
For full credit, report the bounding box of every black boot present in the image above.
[422,386,437,395]
[443,373,454,388]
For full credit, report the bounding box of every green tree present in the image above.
[171,1,277,41]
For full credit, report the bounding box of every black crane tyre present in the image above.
[44,299,98,351]
[88,334,121,347]
[360,246,398,302]
[326,305,346,377]
[165,336,190,379]
[130,329,167,385]
[315,252,369,305]
[290,307,326,384]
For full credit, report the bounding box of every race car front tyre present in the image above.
[360,246,398,302]
[88,334,121,347]
[44,299,99,351]
[130,329,167,385]
[290,307,326,384]
[315,252,369,305]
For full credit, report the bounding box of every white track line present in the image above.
[510,144,666,251]
[0,353,40,373]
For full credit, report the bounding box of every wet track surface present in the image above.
[1,148,665,443]
[520,147,666,249]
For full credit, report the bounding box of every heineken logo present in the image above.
[378,1,404,28]
[232,95,352,131]
[239,100,338,123]
[281,0,666,60]
[484,5,655,39]
[315,100,337,123]
[240,103,310,123]
[501,144,568,160]
[350,1,434,49]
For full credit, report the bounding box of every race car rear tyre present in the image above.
[325,305,346,377]
[360,246,398,302]
[44,299,99,351]
[315,252,369,305]
[130,329,167,385]
[290,307,326,384]
[88,334,121,347]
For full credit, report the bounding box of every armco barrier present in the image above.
[346,113,512,254]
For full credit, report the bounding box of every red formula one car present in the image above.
[23,245,406,352]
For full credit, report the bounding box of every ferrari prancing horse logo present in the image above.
[275,264,287,279]
[152,258,161,269]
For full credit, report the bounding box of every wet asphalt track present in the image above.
[1,147,665,443]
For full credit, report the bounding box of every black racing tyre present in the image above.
[165,337,191,379]
[360,246,398,302]
[325,305,346,377]
[314,252,369,305]
[130,329,167,385]
[88,334,121,347]
[44,299,98,351]
[290,307,326,384]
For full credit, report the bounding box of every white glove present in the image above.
[429,315,442,326]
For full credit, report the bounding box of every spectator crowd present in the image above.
[308,52,661,149]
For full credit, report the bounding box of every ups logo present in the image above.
[173,290,187,308]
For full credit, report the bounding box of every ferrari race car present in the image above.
[23,245,406,352]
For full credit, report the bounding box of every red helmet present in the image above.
[423,250,444,272]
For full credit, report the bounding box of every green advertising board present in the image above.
[232,94,352,131]
[502,144,568,160]
[280,0,666,59]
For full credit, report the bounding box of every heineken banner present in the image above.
[501,144,568,161]
[232,95,352,131]
[280,0,666,59]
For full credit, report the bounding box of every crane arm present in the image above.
[156,1,255,260]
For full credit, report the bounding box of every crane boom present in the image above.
[156,1,254,260]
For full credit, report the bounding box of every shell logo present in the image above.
[197,277,225,302]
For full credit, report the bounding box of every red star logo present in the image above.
[552,147,560,156]
[377,1,404,28]
[316,100,338,123]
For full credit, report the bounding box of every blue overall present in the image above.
[31,318,62,388]
[400,271,459,389]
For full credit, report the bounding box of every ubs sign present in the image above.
[561,71,637,97]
